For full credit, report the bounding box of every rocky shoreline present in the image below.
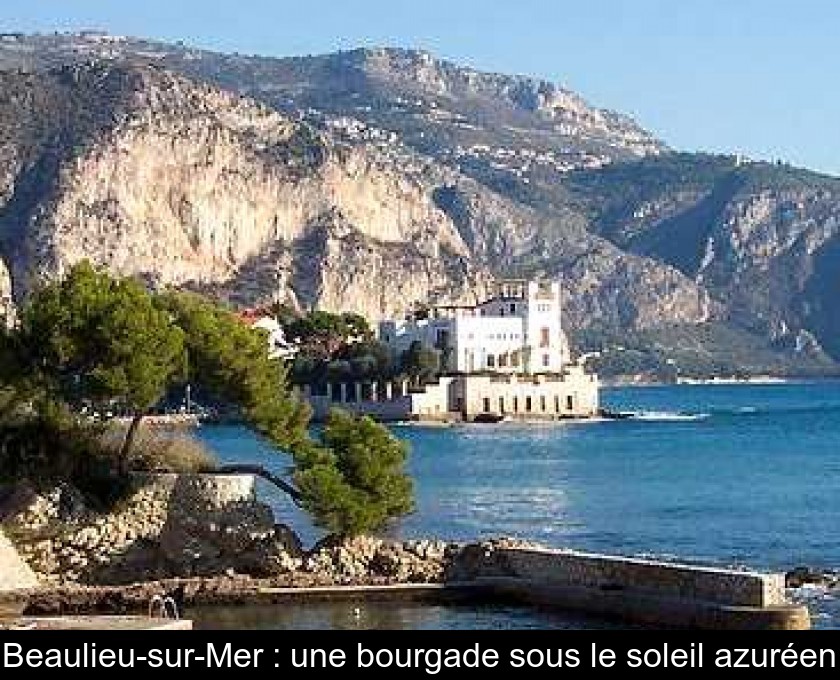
[2,477,835,625]
[19,535,536,617]
[0,478,483,587]
[1,475,545,617]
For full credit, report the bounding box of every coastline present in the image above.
[600,375,834,388]
[17,542,815,631]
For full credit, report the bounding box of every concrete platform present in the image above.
[477,577,810,630]
[453,546,812,630]
[1,616,192,630]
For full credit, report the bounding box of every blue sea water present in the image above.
[197,382,840,628]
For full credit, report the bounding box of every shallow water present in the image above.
[191,602,632,630]
[198,381,840,629]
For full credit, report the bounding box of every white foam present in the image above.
[630,411,709,422]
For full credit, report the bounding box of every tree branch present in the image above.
[216,463,304,506]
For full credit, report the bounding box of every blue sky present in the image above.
[4,1,838,175]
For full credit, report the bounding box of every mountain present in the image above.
[0,31,837,378]
[0,62,485,321]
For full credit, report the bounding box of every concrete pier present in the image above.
[210,548,809,630]
[2,616,192,630]
[452,545,810,630]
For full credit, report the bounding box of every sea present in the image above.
[195,381,840,629]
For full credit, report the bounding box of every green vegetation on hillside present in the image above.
[579,322,839,382]
[278,307,441,386]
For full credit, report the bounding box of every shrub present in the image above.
[101,424,217,474]
[0,399,128,507]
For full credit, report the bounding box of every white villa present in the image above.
[303,278,600,422]
[379,279,571,374]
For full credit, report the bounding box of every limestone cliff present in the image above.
[0,62,706,332]
[0,64,480,318]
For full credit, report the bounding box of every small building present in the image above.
[238,310,297,360]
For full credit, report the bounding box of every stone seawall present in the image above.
[450,542,806,629]
[1,485,809,629]
[452,544,784,607]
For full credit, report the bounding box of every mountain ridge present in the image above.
[0,32,837,378]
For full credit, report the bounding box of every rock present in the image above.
[0,527,39,616]
[4,478,463,587]
[0,482,88,534]
[786,566,834,589]
[273,524,303,557]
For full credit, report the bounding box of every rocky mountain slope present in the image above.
[0,63,487,321]
[0,32,838,377]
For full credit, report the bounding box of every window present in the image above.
[526,396,532,412]
[554,396,560,413]
[540,327,550,348]
[511,352,520,367]
[566,395,574,411]
[498,354,508,367]
[483,397,491,413]
[540,396,546,412]
[499,397,505,413]
[510,303,516,313]
[542,354,550,367]
[513,397,519,412]
[487,354,496,368]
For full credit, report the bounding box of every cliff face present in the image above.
[574,160,840,359]
[0,65,481,319]
[0,62,709,334]
[0,35,838,375]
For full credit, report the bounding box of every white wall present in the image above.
[523,281,565,373]
[378,279,571,376]
[453,316,524,372]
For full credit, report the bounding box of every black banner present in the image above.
[0,630,837,675]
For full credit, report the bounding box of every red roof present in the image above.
[236,308,268,324]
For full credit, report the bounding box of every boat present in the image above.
[472,412,506,423]
[598,408,634,420]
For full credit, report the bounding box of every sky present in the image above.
[3,1,839,175]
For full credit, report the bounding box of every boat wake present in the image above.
[627,410,710,422]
